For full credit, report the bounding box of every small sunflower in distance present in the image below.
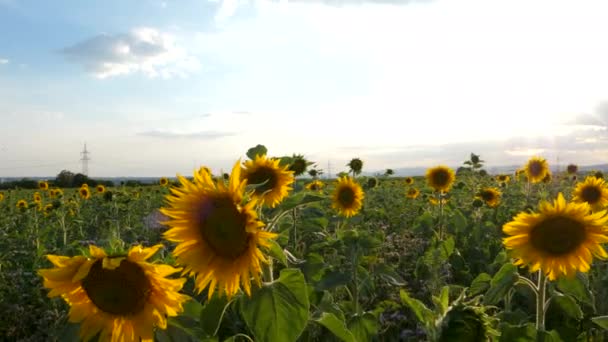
[81,183,89,189]
[426,166,456,193]
[33,192,42,203]
[404,177,414,185]
[159,177,169,187]
[305,180,324,192]
[38,244,188,341]
[503,193,608,280]
[496,174,510,183]
[332,176,364,217]
[79,187,91,200]
[38,180,49,191]
[96,185,106,194]
[16,199,28,209]
[347,158,364,176]
[161,162,277,299]
[524,156,549,183]
[573,176,608,211]
[477,187,501,208]
[406,188,420,199]
[0,192,4,202]
[241,154,294,208]
[288,154,310,177]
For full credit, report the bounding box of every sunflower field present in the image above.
[4,146,608,341]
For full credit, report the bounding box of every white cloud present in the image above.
[0,58,8,64]
[62,27,201,79]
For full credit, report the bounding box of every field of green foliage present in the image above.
[3,147,608,342]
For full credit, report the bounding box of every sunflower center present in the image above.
[198,196,250,259]
[480,191,495,202]
[528,161,543,177]
[432,170,450,187]
[247,167,278,194]
[81,259,151,316]
[338,186,355,207]
[529,216,587,256]
[581,186,601,204]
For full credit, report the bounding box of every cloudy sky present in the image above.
[1,0,608,177]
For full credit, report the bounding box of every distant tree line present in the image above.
[0,170,115,190]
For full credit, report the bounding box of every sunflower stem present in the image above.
[438,192,445,240]
[536,271,547,332]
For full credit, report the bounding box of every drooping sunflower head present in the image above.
[79,187,91,200]
[426,166,456,193]
[288,154,310,176]
[573,176,608,211]
[305,180,324,192]
[38,244,189,341]
[524,156,549,183]
[96,185,106,194]
[503,193,608,280]
[38,181,49,191]
[406,188,420,199]
[347,158,364,175]
[161,161,277,299]
[477,187,501,208]
[16,199,27,209]
[594,170,604,180]
[567,164,578,175]
[404,177,414,185]
[159,177,169,186]
[332,176,364,217]
[33,192,42,203]
[241,154,294,208]
[496,174,510,183]
[366,177,379,189]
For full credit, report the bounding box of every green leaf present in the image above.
[440,237,455,260]
[538,330,564,342]
[484,263,519,305]
[400,289,435,325]
[266,239,288,267]
[553,294,583,320]
[556,274,594,306]
[374,263,406,286]
[348,312,379,342]
[239,268,309,342]
[279,193,325,211]
[315,271,352,291]
[435,286,450,314]
[182,299,204,320]
[450,209,468,233]
[314,312,356,342]
[200,295,232,337]
[246,144,267,159]
[57,322,80,342]
[469,273,492,297]
[591,316,608,330]
[499,323,536,342]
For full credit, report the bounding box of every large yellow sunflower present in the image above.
[38,244,188,342]
[331,176,364,217]
[503,193,608,280]
[161,162,277,299]
[524,156,549,184]
[241,155,294,208]
[426,166,456,193]
[477,187,501,208]
[573,176,608,211]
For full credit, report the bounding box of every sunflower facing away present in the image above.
[305,180,324,192]
[38,180,49,191]
[573,176,608,211]
[38,244,188,341]
[96,185,106,194]
[332,176,364,217]
[496,174,510,183]
[161,162,277,299]
[524,156,550,184]
[241,154,294,208]
[406,188,420,199]
[426,166,456,193]
[567,164,578,175]
[477,187,501,208]
[159,177,169,187]
[404,177,414,185]
[503,193,608,280]
[79,187,91,200]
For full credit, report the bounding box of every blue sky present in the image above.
[1,0,608,177]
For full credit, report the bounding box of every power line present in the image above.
[80,143,90,176]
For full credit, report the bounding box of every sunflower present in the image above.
[496,174,510,183]
[33,192,42,203]
[331,176,364,217]
[0,192,4,202]
[38,244,188,341]
[426,166,456,193]
[567,164,578,175]
[38,180,49,191]
[288,154,310,177]
[347,158,364,176]
[477,187,501,208]
[524,157,549,183]
[429,197,449,206]
[305,180,324,192]
[43,204,54,216]
[95,185,106,194]
[49,189,57,198]
[54,188,64,198]
[241,154,294,208]
[161,162,277,299]
[503,193,608,280]
[17,199,28,209]
[406,188,420,199]
[573,176,608,211]
[159,177,169,187]
[81,183,89,189]
[79,187,91,200]
[542,171,552,183]
[404,177,414,185]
